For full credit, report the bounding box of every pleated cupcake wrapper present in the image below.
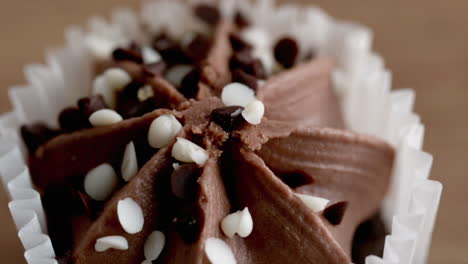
[0,0,442,263]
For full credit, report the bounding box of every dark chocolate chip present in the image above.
[72,191,93,217]
[77,95,108,118]
[112,48,144,64]
[229,33,253,52]
[173,206,201,243]
[152,34,191,65]
[230,49,255,70]
[134,139,159,166]
[42,184,75,257]
[179,68,200,99]
[323,201,348,226]
[143,61,167,77]
[171,164,201,200]
[117,98,158,119]
[211,106,245,132]
[229,50,266,79]
[232,69,258,90]
[20,123,59,153]
[194,4,221,25]
[138,98,161,116]
[274,37,300,68]
[234,11,250,29]
[118,81,144,105]
[352,212,387,264]
[185,34,212,62]
[248,59,267,79]
[279,170,315,189]
[117,101,140,119]
[58,107,89,132]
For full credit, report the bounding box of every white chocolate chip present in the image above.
[240,27,277,77]
[144,231,165,261]
[221,207,253,238]
[95,236,128,252]
[295,193,329,212]
[92,68,131,108]
[85,35,117,60]
[237,208,254,237]
[121,141,138,182]
[93,75,116,108]
[253,48,275,76]
[241,99,264,125]
[142,46,162,64]
[171,137,208,165]
[141,261,152,264]
[148,114,183,148]
[221,83,256,107]
[165,65,193,87]
[117,198,144,234]
[137,85,155,102]
[205,238,236,264]
[104,68,132,91]
[241,27,271,50]
[84,164,119,201]
[172,163,181,170]
[89,109,123,127]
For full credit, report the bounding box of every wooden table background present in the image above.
[0,0,467,263]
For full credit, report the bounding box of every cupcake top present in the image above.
[20,1,394,264]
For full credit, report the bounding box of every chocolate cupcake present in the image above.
[0,1,442,264]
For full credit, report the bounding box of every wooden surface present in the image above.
[0,0,467,263]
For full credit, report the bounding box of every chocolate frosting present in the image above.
[257,128,394,255]
[257,58,344,129]
[26,17,395,264]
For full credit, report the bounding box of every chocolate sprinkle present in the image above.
[58,107,89,132]
[232,69,258,91]
[179,68,201,99]
[279,170,315,189]
[112,48,144,64]
[274,37,299,69]
[234,11,250,29]
[77,95,108,118]
[20,123,59,153]
[323,201,348,226]
[194,4,221,25]
[171,164,201,200]
[211,106,245,132]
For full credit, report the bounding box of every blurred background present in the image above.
[0,0,467,263]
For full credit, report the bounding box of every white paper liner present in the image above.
[0,0,442,263]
